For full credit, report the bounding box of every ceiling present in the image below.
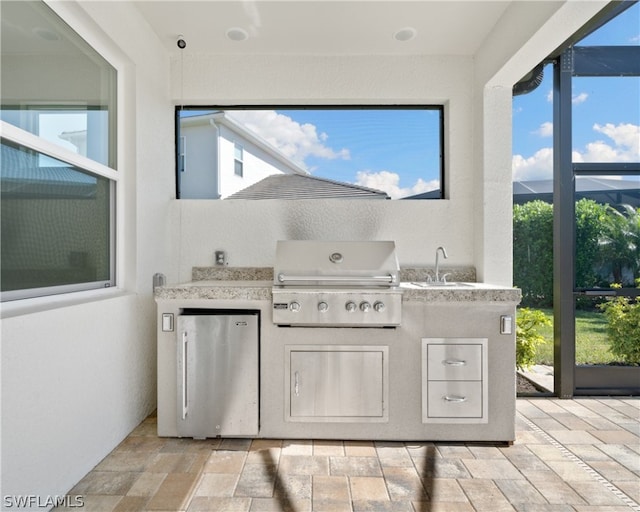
[133,1,513,56]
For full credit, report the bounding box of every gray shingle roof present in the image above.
[225,173,390,200]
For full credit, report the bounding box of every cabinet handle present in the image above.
[181,332,188,420]
[294,371,300,397]
[443,359,466,366]
[444,395,467,403]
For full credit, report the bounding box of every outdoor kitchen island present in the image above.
[156,256,521,443]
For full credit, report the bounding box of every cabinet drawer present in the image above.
[427,344,482,381]
[426,381,482,418]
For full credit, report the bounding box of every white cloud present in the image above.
[512,147,553,181]
[546,89,553,103]
[533,122,553,137]
[572,92,588,105]
[513,122,640,181]
[354,170,439,199]
[592,123,640,159]
[226,110,350,168]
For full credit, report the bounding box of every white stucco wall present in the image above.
[171,54,477,280]
[1,1,174,506]
[0,0,612,506]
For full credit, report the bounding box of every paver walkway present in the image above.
[56,397,639,511]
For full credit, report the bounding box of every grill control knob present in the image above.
[359,301,371,312]
[289,301,301,312]
[373,301,386,312]
[318,301,329,312]
[345,301,357,312]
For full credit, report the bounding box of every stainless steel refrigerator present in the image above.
[176,311,259,438]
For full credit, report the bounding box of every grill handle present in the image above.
[277,273,396,284]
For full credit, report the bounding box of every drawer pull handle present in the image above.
[443,359,466,366]
[444,395,467,403]
[294,371,300,397]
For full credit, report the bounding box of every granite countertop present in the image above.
[155,267,521,303]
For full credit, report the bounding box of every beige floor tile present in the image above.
[194,473,239,497]
[589,429,639,445]
[382,466,428,501]
[313,475,351,501]
[112,496,150,512]
[375,442,414,467]
[492,478,547,506]
[467,445,506,459]
[95,451,156,472]
[281,440,313,455]
[55,495,122,512]
[345,441,377,457]
[204,450,247,473]
[313,440,345,456]
[589,459,639,480]
[146,472,200,510]
[126,472,166,497]
[425,478,468,503]
[528,479,588,505]
[424,503,475,512]
[544,459,596,481]
[547,430,602,444]
[274,474,312,500]
[246,440,282,464]
[70,471,139,495]
[353,501,415,511]
[569,481,630,506]
[572,507,635,512]
[311,499,353,512]
[598,444,640,471]
[462,458,525,480]
[234,462,277,497]
[458,479,515,511]
[436,445,475,459]
[278,454,330,475]
[187,496,251,511]
[349,476,389,501]
[330,456,383,477]
[249,497,312,511]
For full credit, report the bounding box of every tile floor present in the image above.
[56,398,639,512]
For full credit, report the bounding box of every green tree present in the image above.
[598,204,640,286]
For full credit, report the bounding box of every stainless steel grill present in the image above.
[272,240,402,327]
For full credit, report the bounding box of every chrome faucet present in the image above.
[434,246,448,283]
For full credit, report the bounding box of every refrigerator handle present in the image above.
[181,332,188,420]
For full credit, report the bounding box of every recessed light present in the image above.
[393,27,417,42]
[226,27,249,42]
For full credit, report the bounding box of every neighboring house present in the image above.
[179,111,308,199]
[226,173,390,200]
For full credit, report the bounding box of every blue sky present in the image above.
[512,2,639,182]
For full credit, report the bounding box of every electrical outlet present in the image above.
[215,250,226,266]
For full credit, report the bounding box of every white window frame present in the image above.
[1,121,118,302]
[0,0,129,309]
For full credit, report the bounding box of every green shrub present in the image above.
[513,201,553,307]
[598,282,640,364]
[516,307,552,370]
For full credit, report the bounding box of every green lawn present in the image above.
[525,308,617,365]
